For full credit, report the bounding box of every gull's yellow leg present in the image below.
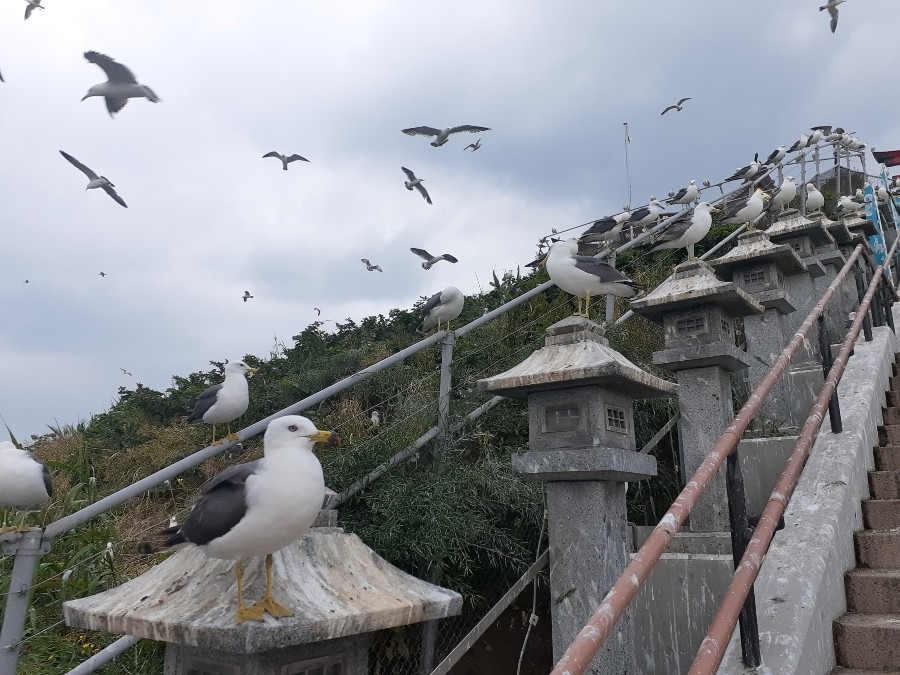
[585,294,592,319]
[248,554,294,619]
[224,421,239,443]
[210,423,222,446]
[235,561,265,624]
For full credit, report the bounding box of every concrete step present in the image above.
[846,569,900,613]
[878,425,900,446]
[863,500,900,529]
[855,530,900,569]
[870,471,900,500]
[890,374,900,391]
[884,407,900,426]
[875,446,900,472]
[834,614,900,670]
[831,668,900,675]
[888,391,899,409]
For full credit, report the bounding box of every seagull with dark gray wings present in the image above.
[262,152,310,171]
[660,97,691,115]
[81,51,159,117]
[402,125,490,147]
[24,0,43,20]
[820,0,845,33]
[410,248,458,270]
[59,151,128,208]
[402,167,432,204]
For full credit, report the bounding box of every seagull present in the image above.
[415,286,465,333]
[370,410,380,427]
[464,139,482,152]
[805,183,825,213]
[666,180,699,205]
[789,134,811,153]
[579,212,630,246]
[361,258,383,272]
[820,0,845,33]
[120,368,132,376]
[262,152,310,171]
[187,361,258,445]
[876,185,891,204]
[98,272,107,278]
[660,97,691,115]
[726,154,761,182]
[242,291,254,302]
[0,67,4,83]
[544,239,641,320]
[808,129,824,145]
[763,146,787,165]
[410,248,458,270]
[401,167,432,204]
[722,190,770,227]
[157,415,340,623]
[313,307,321,316]
[769,176,797,213]
[835,194,865,215]
[637,203,718,259]
[0,441,52,533]
[23,0,43,20]
[59,151,128,208]
[625,199,666,230]
[81,51,160,117]
[401,125,490,147]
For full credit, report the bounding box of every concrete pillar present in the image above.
[479,316,675,674]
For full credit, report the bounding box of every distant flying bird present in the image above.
[402,125,490,147]
[0,67,4,83]
[98,272,107,277]
[242,291,253,302]
[24,0,43,20]
[638,202,717,259]
[769,176,797,213]
[416,286,465,333]
[726,154,761,182]
[660,97,691,115]
[805,183,825,213]
[410,248,458,270]
[187,360,258,445]
[401,167,432,204]
[82,51,160,117]
[820,0,845,33]
[722,190,769,226]
[314,307,321,316]
[120,368,132,376]
[763,145,787,165]
[23,280,29,284]
[464,139,483,152]
[262,152,310,171]
[361,258,383,272]
[667,180,699,205]
[59,151,128,208]
[0,441,52,533]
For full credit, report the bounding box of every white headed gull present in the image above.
[402,125,490,148]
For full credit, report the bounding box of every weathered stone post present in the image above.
[63,502,461,675]
[710,229,807,430]
[825,216,866,325]
[630,260,763,534]
[478,316,675,674]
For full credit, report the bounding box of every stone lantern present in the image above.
[478,315,675,674]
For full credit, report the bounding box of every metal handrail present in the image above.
[549,242,866,675]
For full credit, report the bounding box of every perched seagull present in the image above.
[625,199,666,230]
[463,139,482,152]
[120,368,132,376]
[722,190,770,227]
[410,247,458,270]
[789,134,811,153]
[805,183,825,213]
[187,361,258,445]
[370,410,380,427]
[660,97,691,115]
[399,167,432,204]
[0,441,52,533]
[808,129,825,145]
[544,239,641,319]
[820,0,845,33]
[81,51,160,117]
[242,291,253,302]
[638,203,718,259]
[835,194,865,216]
[769,176,797,213]
[876,185,890,204]
[59,151,128,208]
[579,212,630,246]
[361,258,383,272]
[666,180,699,205]
[262,152,309,171]
[24,0,43,20]
[416,286,465,333]
[402,125,490,147]
[726,155,761,182]
[763,146,787,165]
[157,415,339,623]
[98,272,107,278]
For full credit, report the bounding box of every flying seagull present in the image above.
[361,258,383,272]
[763,146,787,165]
[313,307,321,316]
[667,180,699,205]
[98,272,107,277]
[401,167,432,204]
[463,139,483,152]
[637,203,718,259]
[726,154,761,182]
[59,151,128,208]
[410,247,458,270]
[156,415,339,623]
[402,125,490,147]
[544,239,641,320]
[660,97,691,115]
[805,183,825,213]
[0,67,4,83]
[81,51,160,117]
[187,360,258,445]
[24,0,43,20]
[242,291,253,302]
[820,0,845,33]
[722,190,770,227]
[769,176,797,213]
[262,152,310,171]
[0,441,52,533]
[416,286,465,333]
[120,368,132,376]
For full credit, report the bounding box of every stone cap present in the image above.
[751,288,796,314]
[63,529,462,654]
[629,259,764,321]
[512,446,657,482]
[765,210,837,247]
[710,230,807,277]
[477,316,675,400]
[653,341,751,373]
[841,214,878,237]
[825,219,853,244]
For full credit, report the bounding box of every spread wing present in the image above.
[827,6,839,32]
[401,166,417,180]
[101,184,128,208]
[440,254,458,263]
[402,126,442,138]
[59,151,99,180]
[179,460,262,545]
[361,258,371,266]
[660,105,678,116]
[410,248,433,261]
[187,383,223,423]
[677,97,691,106]
[262,151,281,159]
[105,97,128,115]
[448,125,490,135]
[84,51,138,84]
[415,183,432,204]
[286,154,309,163]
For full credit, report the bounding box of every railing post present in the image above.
[817,315,843,432]
[854,262,874,341]
[0,530,45,675]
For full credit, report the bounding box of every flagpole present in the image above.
[623,122,632,209]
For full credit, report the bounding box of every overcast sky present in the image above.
[1,1,898,440]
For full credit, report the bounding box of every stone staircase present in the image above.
[831,364,900,675]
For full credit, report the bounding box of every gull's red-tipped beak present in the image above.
[309,430,341,446]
